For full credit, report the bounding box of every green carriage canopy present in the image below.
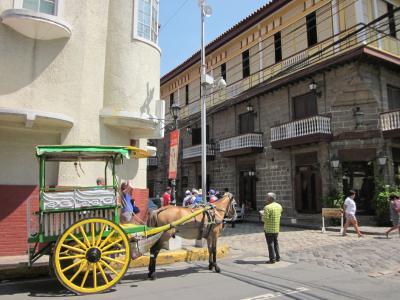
[36,145,151,161]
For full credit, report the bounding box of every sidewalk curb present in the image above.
[0,245,229,281]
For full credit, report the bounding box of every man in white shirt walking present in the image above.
[342,190,363,237]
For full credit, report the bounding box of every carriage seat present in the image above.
[42,189,116,210]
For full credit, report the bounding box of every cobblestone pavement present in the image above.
[219,222,400,281]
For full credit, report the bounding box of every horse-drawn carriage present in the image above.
[28,145,235,294]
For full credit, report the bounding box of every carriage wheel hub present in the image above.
[86,248,101,263]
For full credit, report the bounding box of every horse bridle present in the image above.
[214,195,236,220]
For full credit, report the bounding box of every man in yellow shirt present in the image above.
[262,192,283,264]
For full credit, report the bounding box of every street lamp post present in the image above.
[170,103,181,205]
[199,0,212,204]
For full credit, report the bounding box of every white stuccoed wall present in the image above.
[0,0,161,188]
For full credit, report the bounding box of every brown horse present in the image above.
[147,193,236,280]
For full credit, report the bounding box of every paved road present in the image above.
[0,259,398,300]
[220,223,400,281]
[0,222,399,299]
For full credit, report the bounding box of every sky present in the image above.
[159,0,271,76]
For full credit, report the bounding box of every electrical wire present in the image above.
[169,11,400,131]
[172,5,400,119]
[168,0,398,110]
[165,0,359,104]
[159,0,190,32]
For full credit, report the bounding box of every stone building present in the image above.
[149,0,400,224]
[0,0,164,255]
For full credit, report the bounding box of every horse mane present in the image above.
[224,192,233,200]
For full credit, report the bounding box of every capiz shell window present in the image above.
[22,0,57,15]
[134,0,159,44]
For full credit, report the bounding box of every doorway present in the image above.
[239,170,257,210]
[294,165,322,213]
[342,162,375,215]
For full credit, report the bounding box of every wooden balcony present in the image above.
[219,133,263,157]
[182,144,215,162]
[147,157,158,169]
[380,110,400,138]
[271,115,332,149]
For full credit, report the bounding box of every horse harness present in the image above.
[196,201,233,239]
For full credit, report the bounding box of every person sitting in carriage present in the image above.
[120,180,140,223]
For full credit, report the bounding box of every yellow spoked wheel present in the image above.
[53,218,131,294]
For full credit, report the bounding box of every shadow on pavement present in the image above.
[123,265,206,283]
[0,276,117,297]
[234,259,266,265]
[0,277,71,297]
[373,236,390,240]
[220,222,307,238]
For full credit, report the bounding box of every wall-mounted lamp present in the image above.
[248,170,256,176]
[353,107,364,128]
[186,125,192,134]
[331,159,340,169]
[309,80,322,97]
[377,154,387,166]
[246,102,254,113]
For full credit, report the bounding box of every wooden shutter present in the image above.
[315,171,322,213]
[293,92,317,120]
[388,85,400,110]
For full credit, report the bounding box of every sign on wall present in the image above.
[168,129,180,179]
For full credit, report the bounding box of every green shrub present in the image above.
[322,190,344,208]
[373,185,397,226]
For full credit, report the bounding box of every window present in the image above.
[191,126,209,145]
[134,0,159,44]
[239,112,255,134]
[221,63,226,81]
[306,11,317,47]
[242,50,250,78]
[388,85,400,110]
[185,85,189,105]
[22,0,56,15]
[169,93,174,108]
[274,32,282,63]
[387,3,397,38]
[293,92,317,120]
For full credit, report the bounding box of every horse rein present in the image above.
[213,196,236,221]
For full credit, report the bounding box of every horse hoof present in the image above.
[148,273,157,280]
[208,264,213,270]
[215,266,221,273]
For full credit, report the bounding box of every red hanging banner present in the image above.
[168,129,180,179]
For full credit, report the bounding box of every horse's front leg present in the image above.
[148,244,160,280]
[207,237,214,271]
[212,238,220,273]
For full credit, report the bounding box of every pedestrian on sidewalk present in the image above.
[162,186,172,206]
[262,192,283,264]
[182,190,193,207]
[342,190,364,237]
[385,194,400,238]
